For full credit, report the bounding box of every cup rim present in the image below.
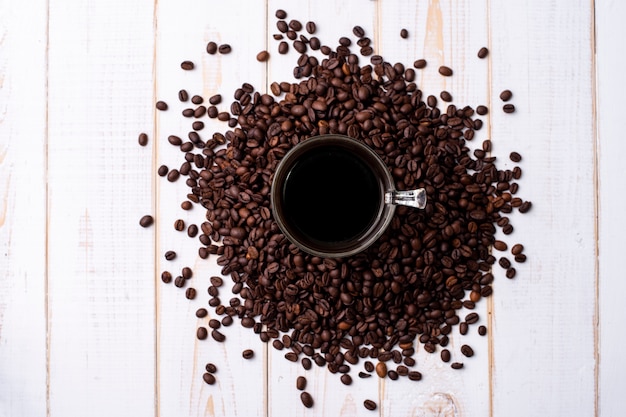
[270,134,397,258]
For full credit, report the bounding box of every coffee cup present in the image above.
[270,134,426,258]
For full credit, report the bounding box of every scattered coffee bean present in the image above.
[300,392,314,408]
[440,91,453,102]
[306,21,316,34]
[476,105,488,115]
[161,271,172,284]
[400,28,409,38]
[202,372,215,385]
[441,349,451,362]
[375,362,387,378]
[138,132,149,146]
[256,50,270,62]
[510,151,522,162]
[477,46,489,58]
[275,9,287,19]
[155,101,168,111]
[196,327,208,340]
[503,103,516,113]
[157,165,168,177]
[478,325,487,336]
[408,371,422,381]
[353,25,365,38]
[511,243,524,255]
[211,329,226,342]
[206,41,218,54]
[461,345,474,357]
[218,44,232,54]
[164,250,176,261]
[195,308,208,318]
[500,89,513,101]
[451,362,464,369]
[139,214,154,227]
[242,349,254,359]
[413,59,427,69]
[506,267,517,279]
[438,65,453,76]
[296,376,307,390]
[494,240,508,251]
[181,60,194,70]
[364,399,377,410]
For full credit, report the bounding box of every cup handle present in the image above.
[385,188,427,209]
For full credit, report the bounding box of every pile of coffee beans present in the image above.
[140,9,531,410]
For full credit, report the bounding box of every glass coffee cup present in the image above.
[270,134,427,258]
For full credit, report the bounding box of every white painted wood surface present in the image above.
[0,0,619,416]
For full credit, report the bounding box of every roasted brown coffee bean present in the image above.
[477,46,489,58]
[296,375,307,390]
[503,103,516,113]
[494,240,507,251]
[461,345,474,357]
[181,60,194,70]
[256,50,270,62]
[157,165,168,177]
[510,151,522,162]
[195,308,208,318]
[218,44,232,54]
[499,257,512,269]
[352,25,365,37]
[202,372,215,385]
[139,215,154,227]
[242,349,254,359]
[413,59,427,69]
[438,65,453,76]
[205,363,217,373]
[506,267,517,278]
[440,91,452,102]
[155,100,168,111]
[138,132,149,146]
[211,329,225,342]
[305,21,316,34]
[364,400,377,410]
[173,219,185,231]
[178,89,189,102]
[191,95,203,105]
[451,362,464,369]
[300,392,314,408]
[164,251,176,261]
[511,243,524,255]
[275,9,287,19]
[340,374,352,385]
[375,362,387,378]
[476,105,488,115]
[400,28,409,38]
[206,41,218,54]
[408,371,422,381]
[161,271,172,284]
[196,327,208,340]
[185,288,197,300]
[500,89,513,101]
[441,349,451,362]
[465,312,479,324]
[459,322,468,335]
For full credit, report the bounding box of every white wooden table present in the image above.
[1,0,623,416]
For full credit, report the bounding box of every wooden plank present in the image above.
[0,0,49,416]
[596,1,626,415]
[45,1,157,416]
[378,1,491,415]
[488,1,596,416]
[153,1,267,416]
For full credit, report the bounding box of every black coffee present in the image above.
[282,145,381,243]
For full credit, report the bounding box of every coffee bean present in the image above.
[440,91,453,102]
[515,253,527,263]
[459,322,468,335]
[340,374,352,385]
[478,325,487,336]
[275,9,287,19]
[400,28,409,38]
[181,60,194,70]
[506,267,517,279]
[408,371,422,381]
[138,132,149,147]
[413,59,427,69]
[503,104,516,113]
[277,41,289,54]
[202,373,215,385]
[157,165,168,177]
[438,65,453,76]
[218,44,232,54]
[477,47,489,58]
[256,50,270,62]
[364,400,377,411]
[499,257,512,269]
[205,363,217,373]
[196,327,208,340]
[461,345,474,357]
[206,41,218,54]
[511,243,524,255]
[375,361,387,378]
[211,329,225,342]
[352,25,365,37]
[500,89,513,101]
[476,105,488,115]
[451,362,464,369]
[300,392,314,408]
[494,240,507,251]
[441,349,451,362]
[155,101,168,111]
[139,215,154,227]
[185,288,197,300]
[296,376,307,390]
[510,151,522,162]
[164,251,176,261]
[161,271,172,284]
[195,308,208,318]
[305,21,316,34]
[242,349,254,359]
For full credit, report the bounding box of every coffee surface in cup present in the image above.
[281,145,381,243]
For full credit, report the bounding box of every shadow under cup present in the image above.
[271,135,426,258]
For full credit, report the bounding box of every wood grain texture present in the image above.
[0,1,48,416]
[46,0,156,416]
[596,1,626,415]
[489,1,596,416]
[0,0,612,416]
